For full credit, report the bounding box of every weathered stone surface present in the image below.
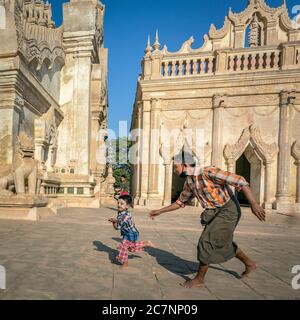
[0,206,299,300]
[0,0,112,215]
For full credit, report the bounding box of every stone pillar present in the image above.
[263,161,273,209]
[234,25,245,48]
[163,160,172,206]
[275,91,296,211]
[57,0,100,176]
[281,43,299,70]
[133,102,142,206]
[150,31,162,80]
[296,160,300,213]
[226,159,235,173]
[211,95,227,167]
[215,50,229,74]
[147,98,162,207]
[266,21,278,46]
[292,141,300,213]
[138,100,151,206]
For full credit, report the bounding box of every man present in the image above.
[149,152,265,288]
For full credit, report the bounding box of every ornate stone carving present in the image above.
[224,125,278,165]
[249,14,262,47]
[292,141,300,161]
[228,0,282,26]
[209,17,231,39]
[212,94,227,108]
[0,132,39,195]
[280,91,296,106]
[14,0,65,71]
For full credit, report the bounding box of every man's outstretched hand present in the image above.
[149,210,161,220]
[250,203,266,222]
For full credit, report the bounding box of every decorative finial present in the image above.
[153,29,161,51]
[144,35,151,55]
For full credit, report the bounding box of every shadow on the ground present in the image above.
[144,247,197,281]
[93,240,141,265]
[106,207,118,212]
[209,265,241,279]
[96,238,241,281]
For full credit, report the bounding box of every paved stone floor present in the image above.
[0,206,300,300]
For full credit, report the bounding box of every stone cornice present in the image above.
[63,31,99,63]
[139,70,300,91]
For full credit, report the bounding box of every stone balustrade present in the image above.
[145,44,300,80]
[161,55,216,77]
[226,47,281,72]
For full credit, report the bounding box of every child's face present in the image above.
[117,199,128,212]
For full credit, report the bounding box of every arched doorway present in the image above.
[236,153,251,205]
[171,164,186,203]
[235,144,263,206]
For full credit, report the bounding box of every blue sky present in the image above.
[49,0,299,136]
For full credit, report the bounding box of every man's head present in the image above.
[117,194,132,212]
[173,151,196,178]
[120,175,126,183]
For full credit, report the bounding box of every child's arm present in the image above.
[108,218,119,230]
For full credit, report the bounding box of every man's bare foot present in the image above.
[180,278,205,289]
[145,240,156,248]
[241,262,257,278]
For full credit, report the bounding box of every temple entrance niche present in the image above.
[235,144,263,205]
[224,126,277,209]
[171,166,185,203]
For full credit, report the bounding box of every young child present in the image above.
[108,195,155,268]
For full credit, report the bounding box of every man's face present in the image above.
[174,163,185,177]
[120,177,125,183]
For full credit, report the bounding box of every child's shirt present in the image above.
[116,210,139,242]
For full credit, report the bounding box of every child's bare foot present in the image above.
[145,240,156,248]
[119,261,129,269]
[241,262,258,278]
[181,277,205,289]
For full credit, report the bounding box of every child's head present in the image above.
[117,195,132,212]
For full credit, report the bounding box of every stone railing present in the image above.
[226,47,282,72]
[143,42,300,80]
[161,54,216,78]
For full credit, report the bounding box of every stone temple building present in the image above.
[0,0,114,220]
[131,0,300,214]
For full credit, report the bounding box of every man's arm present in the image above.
[241,185,266,222]
[149,179,194,219]
[149,202,181,220]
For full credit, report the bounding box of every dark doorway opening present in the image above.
[171,165,186,203]
[235,153,251,206]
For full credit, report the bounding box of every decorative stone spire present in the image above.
[152,29,161,51]
[249,14,260,47]
[144,35,151,56]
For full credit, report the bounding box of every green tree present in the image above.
[107,137,132,190]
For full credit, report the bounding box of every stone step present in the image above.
[0,207,55,221]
